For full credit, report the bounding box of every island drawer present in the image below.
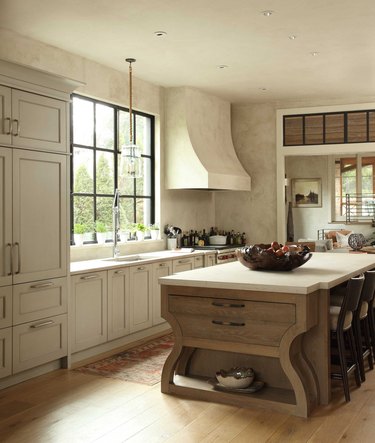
[168,295,296,346]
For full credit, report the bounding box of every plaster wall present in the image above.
[0,28,215,244]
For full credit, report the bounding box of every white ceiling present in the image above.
[1,0,375,104]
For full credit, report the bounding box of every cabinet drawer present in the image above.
[194,256,204,269]
[13,277,67,325]
[13,313,67,374]
[169,295,296,346]
[0,286,12,329]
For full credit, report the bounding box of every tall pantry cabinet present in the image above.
[0,60,81,384]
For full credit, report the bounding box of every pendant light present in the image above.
[121,58,142,178]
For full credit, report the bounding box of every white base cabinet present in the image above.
[172,257,195,273]
[152,260,172,325]
[71,272,108,353]
[12,314,67,374]
[108,268,130,341]
[129,264,153,333]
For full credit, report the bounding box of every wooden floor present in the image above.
[1,365,375,443]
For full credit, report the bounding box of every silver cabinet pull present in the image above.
[137,266,145,271]
[30,282,55,289]
[4,117,12,135]
[212,302,245,308]
[30,320,54,329]
[115,270,125,274]
[80,274,99,280]
[12,119,20,136]
[13,242,20,274]
[212,320,245,327]
[178,259,190,264]
[6,243,12,275]
[159,263,167,267]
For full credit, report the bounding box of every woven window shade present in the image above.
[325,113,344,143]
[305,114,323,145]
[347,112,367,143]
[284,116,303,145]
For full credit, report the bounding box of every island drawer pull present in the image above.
[212,320,245,327]
[212,302,245,308]
[30,320,54,329]
[115,270,125,274]
[137,266,145,271]
[178,259,190,264]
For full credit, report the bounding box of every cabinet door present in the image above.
[12,313,67,374]
[108,267,130,341]
[0,85,12,145]
[0,327,12,379]
[11,90,67,153]
[152,261,172,325]
[12,150,67,284]
[194,255,204,269]
[172,257,194,274]
[205,253,216,267]
[129,264,152,333]
[0,147,12,286]
[0,286,12,329]
[71,272,107,352]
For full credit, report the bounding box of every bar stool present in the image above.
[353,270,375,381]
[330,275,364,402]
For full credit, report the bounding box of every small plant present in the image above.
[136,223,146,232]
[95,221,107,233]
[74,223,86,234]
[149,223,159,230]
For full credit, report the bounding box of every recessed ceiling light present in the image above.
[154,31,167,37]
[288,35,297,40]
[261,10,274,17]
[217,65,229,69]
[310,51,319,56]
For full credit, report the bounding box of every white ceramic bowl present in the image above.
[209,235,227,245]
[216,367,255,389]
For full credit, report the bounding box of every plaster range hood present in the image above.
[165,87,251,191]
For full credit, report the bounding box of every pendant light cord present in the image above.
[126,58,136,144]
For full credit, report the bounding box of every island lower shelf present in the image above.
[169,375,297,414]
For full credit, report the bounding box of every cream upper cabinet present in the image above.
[71,271,108,353]
[129,264,153,333]
[0,147,12,287]
[0,86,67,153]
[152,260,172,325]
[12,149,67,284]
[172,257,195,274]
[108,267,130,341]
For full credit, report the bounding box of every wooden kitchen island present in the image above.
[159,252,375,417]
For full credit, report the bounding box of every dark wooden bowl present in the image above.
[236,244,312,271]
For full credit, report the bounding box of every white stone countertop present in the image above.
[70,249,210,275]
[159,252,375,294]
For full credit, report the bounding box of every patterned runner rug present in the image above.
[75,333,174,385]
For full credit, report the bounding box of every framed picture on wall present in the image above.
[291,178,322,208]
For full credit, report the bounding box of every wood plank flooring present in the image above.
[0,364,375,442]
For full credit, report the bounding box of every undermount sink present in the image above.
[103,254,164,263]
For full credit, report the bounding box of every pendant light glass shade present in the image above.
[121,143,142,178]
[121,58,142,178]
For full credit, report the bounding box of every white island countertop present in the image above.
[159,252,375,294]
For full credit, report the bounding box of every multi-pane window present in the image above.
[334,156,375,222]
[70,95,154,244]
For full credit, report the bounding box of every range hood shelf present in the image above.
[165,87,251,192]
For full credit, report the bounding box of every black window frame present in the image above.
[70,93,155,245]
